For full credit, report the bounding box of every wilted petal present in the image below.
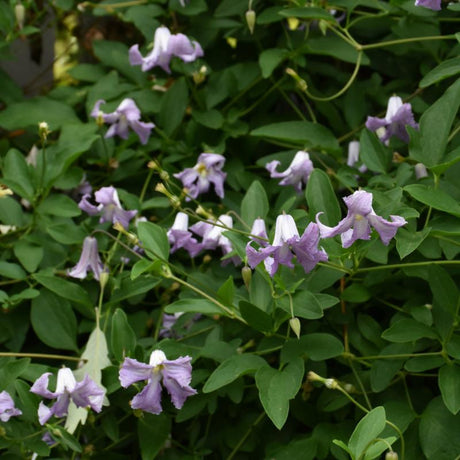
[119,357,154,388]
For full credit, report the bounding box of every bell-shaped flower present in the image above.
[129,26,204,74]
[249,218,268,246]
[347,141,367,173]
[266,151,314,193]
[30,367,105,425]
[0,391,22,422]
[68,236,105,281]
[415,163,428,179]
[119,350,197,415]
[415,0,441,9]
[247,214,328,277]
[365,96,418,144]
[167,212,201,257]
[190,215,239,264]
[316,190,407,248]
[174,153,226,200]
[91,99,155,145]
[79,186,137,229]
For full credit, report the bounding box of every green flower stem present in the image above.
[226,412,265,460]
[354,351,442,361]
[222,76,263,112]
[355,260,460,273]
[347,357,372,410]
[305,51,362,102]
[0,352,84,362]
[358,34,457,51]
[139,168,154,204]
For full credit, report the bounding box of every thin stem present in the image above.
[0,352,84,362]
[355,260,460,273]
[226,412,265,460]
[356,351,442,360]
[139,168,154,204]
[348,358,372,410]
[360,34,456,51]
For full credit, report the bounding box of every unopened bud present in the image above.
[287,17,299,31]
[343,383,356,393]
[95,110,105,128]
[155,183,168,195]
[245,9,256,34]
[169,195,181,208]
[289,317,301,339]
[0,185,13,198]
[147,160,159,170]
[160,170,170,181]
[160,264,172,278]
[99,271,109,290]
[324,378,338,389]
[415,163,428,179]
[202,254,212,264]
[392,151,405,163]
[241,266,252,290]
[15,3,25,30]
[192,65,207,85]
[285,68,308,92]
[318,19,328,36]
[38,121,50,142]
[307,371,323,383]
[77,2,89,12]
[195,205,213,220]
[385,452,398,460]
[226,37,237,49]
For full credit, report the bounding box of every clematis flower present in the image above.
[190,215,239,265]
[129,26,203,74]
[174,153,226,200]
[119,350,197,414]
[415,0,441,10]
[266,151,313,193]
[249,218,268,246]
[79,186,137,229]
[0,391,22,421]
[91,99,155,145]
[365,96,418,144]
[347,141,367,173]
[30,367,105,425]
[167,212,201,257]
[246,214,328,277]
[415,163,428,179]
[316,190,407,248]
[68,236,105,281]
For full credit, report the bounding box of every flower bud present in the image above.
[289,317,301,339]
[245,9,256,34]
[287,17,299,31]
[160,170,170,181]
[15,3,25,30]
[95,110,105,128]
[385,452,398,460]
[99,271,109,290]
[38,121,50,142]
[324,378,338,389]
[192,66,207,85]
[415,163,428,179]
[0,185,13,198]
[241,266,252,290]
[226,37,237,49]
[155,183,168,195]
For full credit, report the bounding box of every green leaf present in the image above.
[302,36,369,65]
[410,78,460,167]
[2,149,34,200]
[158,77,188,135]
[359,129,392,173]
[137,221,170,261]
[241,180,269,225]
[130,259,159,279]
[13,240,44,273]
[395,227,431,259]
[165,299,225,316]
[47,222,86,245]
[404,184,460,217]
[217,276,235,306]
[439,364,460,415]
[278,7,337,20]
[269,437,317,460]
[251,121,339,152]
[50,425,82,452]
[420,57,460,88]
[111,309,137,362]
[364,437,396,460]
[428,265,459,315]
[124,5,162,40]
[348,406,386,459]
[419,397,460,460]
[382,318,438,342]
[0,261,27,279]
[0,97,78,130]
[203,354,267,392]
[239,300,273,332]
[138,414,171,460]
[306,169,341,226]
[191,109,224,129]
[259,48,289,78]
[37,194,81,217]
[108,275,161,305]
[277,290,323,320]
[0,196,24,226]
[255,357,304,429]
[31,290,77,351]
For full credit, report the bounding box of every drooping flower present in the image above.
[79,186,137,229]
[129,26,204,74]
[347,141,367,173]
[30,367,105,425]
[190,215,239,265]
[119,350,197,414]
[68,236,105,281]
[91,99,155,145]
[174,153,226,200]
[415,163,428,179]
[265,151,313,193]
[249,218,268,246]
[0,391,22,421]
[316,190,407,248]
[167,212,201,257]
[415,0,441,10]
[365,95,418,144]
[246,214,328,277]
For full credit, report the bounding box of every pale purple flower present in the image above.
[0,391,22,421]
[167,212,200,257]
[365,96,418,144]
[68,236,105,281]
[266,151,314,193]
[30,367,105,425]
[79,186,137,229]
[415,0,441,10]
[119,350,197,414]
[174,153,226,200]
[316,190,407,248]
[91,99,155,145]
[246,214,328,277]
[190,215,239,264]
[347,141,367,173]
[129,26,204,74]
[415,163,428,179]
[249,218,268,245]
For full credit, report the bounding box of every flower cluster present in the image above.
[129,26,203,73]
